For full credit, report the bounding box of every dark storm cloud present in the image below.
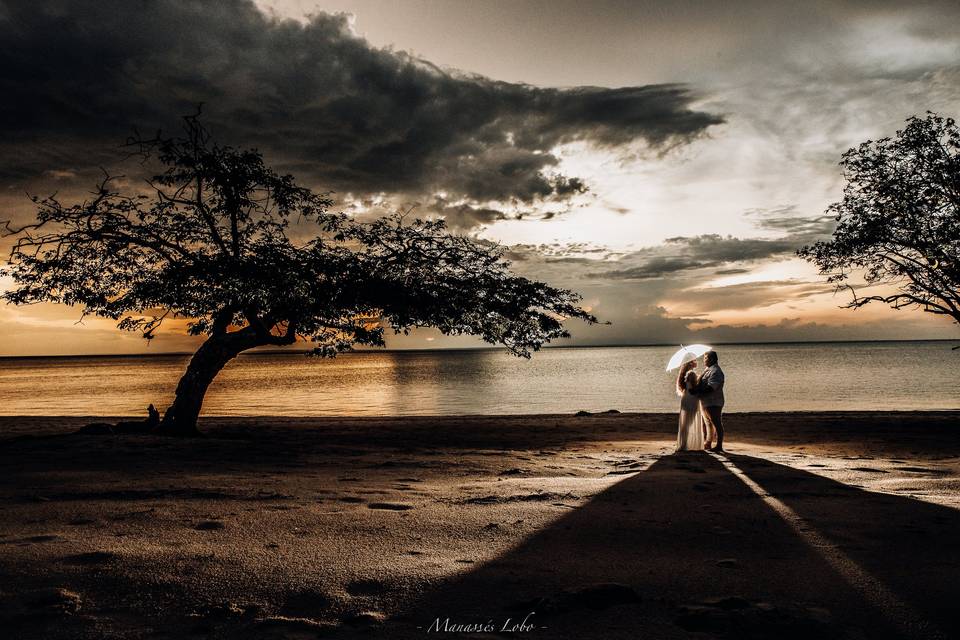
[427,198,510,233]
[0,0,721,212]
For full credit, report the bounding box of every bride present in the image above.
[675,360,707,451]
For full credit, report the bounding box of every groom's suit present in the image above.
[697,364,725,408]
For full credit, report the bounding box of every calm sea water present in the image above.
[0,342,957,417]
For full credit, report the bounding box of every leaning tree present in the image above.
[2,115,595,434]
[799,112,960,331]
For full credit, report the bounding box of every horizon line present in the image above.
[0,337,957,360]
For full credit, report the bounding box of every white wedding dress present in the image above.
[676,377,706,451]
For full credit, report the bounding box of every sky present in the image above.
[1,0,959,355]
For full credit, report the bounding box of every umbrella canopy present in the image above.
[665,344,713,371]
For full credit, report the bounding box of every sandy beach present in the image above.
[1,412,958,639]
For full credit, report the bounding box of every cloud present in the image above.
[715,268,750,275]
[0,302,201,356]
[589,207,836,281]
[0,0,722,224]
[674,279,836,312]
[589,235,801,281]
[686,316,958,344]
[427,198,510,233]
[745,206,837,236]
[596,255,709,280]
[534,294,959,347]
[42,169,78,180]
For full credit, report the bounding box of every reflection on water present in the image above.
[0,342,957,416]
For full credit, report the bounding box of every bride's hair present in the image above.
[678,367,697,393]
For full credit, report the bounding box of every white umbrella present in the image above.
[665,344,713,371]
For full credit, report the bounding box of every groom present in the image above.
[691,351,725,452]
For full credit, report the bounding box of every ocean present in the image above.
[0,341,957,417]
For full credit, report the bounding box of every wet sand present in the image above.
[1,412,958,639]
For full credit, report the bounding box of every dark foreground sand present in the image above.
[1,412,959,639]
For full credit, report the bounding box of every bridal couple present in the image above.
[675,350,725,452]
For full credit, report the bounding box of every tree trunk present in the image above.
[159,331,257,435]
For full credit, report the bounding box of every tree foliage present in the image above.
[2,114,596,431]
[799,113,960,327]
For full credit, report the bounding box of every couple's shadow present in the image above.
[382,452,959,640]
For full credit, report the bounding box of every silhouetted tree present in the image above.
[2,114,596,434]
[799,113,960,331]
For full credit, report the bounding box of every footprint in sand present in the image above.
[65,551,117,565]
[279,589,333,617]
[67,517,97,526]
[367,502,413,511]
[345,578,389,597]
[194,520,226,531]
[900,466,947,474]
[22,534,66,543]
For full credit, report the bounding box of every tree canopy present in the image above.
[799,112,960,329]
[2,114,596,432]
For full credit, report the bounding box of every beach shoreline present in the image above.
[1,412,958,638]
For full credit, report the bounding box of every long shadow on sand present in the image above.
[722,453,958,639]
[380,452,959,640]
[3,444,958,639]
